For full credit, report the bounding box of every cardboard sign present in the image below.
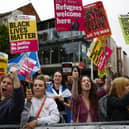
[54,0,84,31]
[83,1,111,40]
[0,52,8,75]
[119,15,129,44]
[8,15,38,54]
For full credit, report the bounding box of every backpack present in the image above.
[98,94,109,121]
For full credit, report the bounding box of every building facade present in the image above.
[0,3,40,26]
[37,18,98,77]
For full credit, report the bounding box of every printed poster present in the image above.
[54,0,84,32]
[18,58,36,79]
[119,15,129,44]
[87,38,112,71]
[83,1,111,40]
[8,15,38,54]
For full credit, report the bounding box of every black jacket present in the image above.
[0,87,24,124]
[107,93,129,121]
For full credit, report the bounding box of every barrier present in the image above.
[0,121,129,129]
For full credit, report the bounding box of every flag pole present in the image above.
[25,52,31,89]
[71,31,76,66]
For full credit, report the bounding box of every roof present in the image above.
[0,3,40,22]
[17,3,40,22]
[0,12,12,18]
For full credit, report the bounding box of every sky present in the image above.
[0,0,129,56]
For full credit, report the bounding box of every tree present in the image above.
[0,24,19,59]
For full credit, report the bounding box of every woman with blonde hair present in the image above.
[107,77,129,121]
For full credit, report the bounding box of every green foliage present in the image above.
[0,24,19,59]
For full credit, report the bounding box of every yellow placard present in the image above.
[8,20,38,42]
[0,53,8,74]
[89,38,103,65]
[98,68,107,78]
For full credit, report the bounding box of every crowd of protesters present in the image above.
[0,62,129,128]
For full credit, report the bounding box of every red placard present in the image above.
[97,46,112,71]
[78,62,84,69]
[18,59,36,79]
[54,0,84,32]
[83,1,111,40]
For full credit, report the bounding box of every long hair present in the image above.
[78,75,98,110]
[109,77,129,98]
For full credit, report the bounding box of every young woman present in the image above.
[22,75,60,129]
[72,67,107,123]
[46,71,72,123]
[107,77,129,121]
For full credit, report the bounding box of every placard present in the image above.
[8,15,38,54]
[54,0,84,31]
[83,1,111,40]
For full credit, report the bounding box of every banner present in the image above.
[8,52,40,80]
[54,0,84,31]
[8,15,38,54]
[119,15,129,44]
[87,38,112,71]
[0,52,8,76]
[83,1,111,40]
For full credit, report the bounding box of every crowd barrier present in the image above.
[0,121,129,129]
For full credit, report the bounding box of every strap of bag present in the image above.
[36,97,47,119]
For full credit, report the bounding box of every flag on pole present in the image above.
[8,52,40,80]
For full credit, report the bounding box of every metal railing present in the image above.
[0,121,129,129]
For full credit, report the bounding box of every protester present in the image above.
[65,75,73,91]
[94,77,106,91]
[21,75,60,129]
[44,75,51,87]
[72,66,108,123]
[98,62,113,121]
[46,71,72,123]
[0,67,24,124]
[44,75,50,82]
[107,77,129,121]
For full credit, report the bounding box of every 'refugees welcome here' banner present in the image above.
[54,0,84,32]
[8,15,38,54]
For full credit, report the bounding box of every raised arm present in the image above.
[10,67,20,89]
[72,67,79,100]
[103,62,113,92]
